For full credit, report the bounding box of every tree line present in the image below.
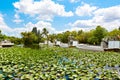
[0,26,120,48]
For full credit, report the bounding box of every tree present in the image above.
[56,33,63,41]
[32,27,37,35]
[108,29,120,40]
[71,31,77,37]
[76,31,90,44]
[0,30,2,41]
[8,36,22,45]
[49,34,56,43]
[88,36,99,45]
[37,30,42,42]
[108,29,120,36]
[93,26,108,45]
[78,30,83,35]
[61,31,70,43]
[42,28,49,45]
[32,27,43,43]
[0,30,6,41]
[21,32,38,47]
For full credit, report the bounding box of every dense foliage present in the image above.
[21,32,38,47]
[0,30,22,45]
[0,47,120,79]
[0,26,120,46]
[21,27,48,48]
[49,26,119,45]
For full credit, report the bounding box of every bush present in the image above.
[31,44,40,49]
[24,44,40,49]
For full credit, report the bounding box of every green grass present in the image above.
[0,47,120,79]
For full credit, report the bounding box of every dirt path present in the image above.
[76,44,104,52]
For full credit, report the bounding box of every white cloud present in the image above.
[12,21,56,37]
[70,5,120,31]
[13,0,73,21]
[0,13,56,37]
[0,14,25,37]
[93,5,120,22]
[75,3,97,16]
[12,4,120,36]
[57,0,64,2]
[70,0,80,3]
[69,20,96,28]
[0,14,12,33]
[36,15,53,21]
[2,2,120,37]
[13,19,23,23]
[13,13,23,23]
[92,5,120,30]
[25,21,56,33]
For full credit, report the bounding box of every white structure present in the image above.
[108,41,120,49]
[0,40,14,47]
[68,40,78,47]
[44,40,54,46]
[60,43,68,48]
[44,40,51,44]
[72,41,78,46]
[55,40,61,46]
[101,41,108,48]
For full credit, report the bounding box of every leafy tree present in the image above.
[76,31,90,44]
[32,27,43,43]
[56,33,63,41]
[71,31,77,37]
[42,28,49,37]
[108,29,120,37]
[93,26,108,45]
[61,31,70,43]
[0,30,6,41]
[21,32,38,47]
[108,29,120,40]
[78,30,83,35]
[8,36,22,45]
[88,36,99,45]
[0,30,2,41]
[49,34,56,43]
[32,27,37,35]
[37,30,42,42]
[55,31,71,43]
[42,28,49,45]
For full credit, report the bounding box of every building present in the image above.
[0,40,14,47]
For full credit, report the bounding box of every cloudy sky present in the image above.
[0,0,120,37]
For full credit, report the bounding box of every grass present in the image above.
[0,46,120,79]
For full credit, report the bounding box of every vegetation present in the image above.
[0,47,120,79]
[0,30,22,45]
[108,29,120,40]
[21,32,38,47]
[0,30,7,42]
[1,25,120,46]
[42,28,49,45]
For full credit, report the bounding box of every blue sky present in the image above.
[0,0,120,37]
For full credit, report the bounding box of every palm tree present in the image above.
[42,28,49,45]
